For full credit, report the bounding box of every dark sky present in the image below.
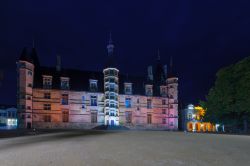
[0,0,250,106]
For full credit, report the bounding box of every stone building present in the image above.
[17,36,178,130]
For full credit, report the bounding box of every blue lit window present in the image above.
[125,98,131,108]
[61,94,68,105]
[91,96,97,106]
[147,99,152,109]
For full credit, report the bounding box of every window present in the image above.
[125,111,132,123]
[147,114,152,124]
[44,115,51,122]
[44,93,51,99]
[61,94,69,105]
[124,83,132,95]
[61,77,69,90]
[162,99,166,105]
[147,99,152,109]
[82,96,85,109]
[109,84,115,91]
[162,118,166,124]
[62,110,69,122]
[170,114,173,117]
[160,86,167,96]
[44,104,51,110]
[125,98,131,108]
[91,96,97,106]
[27,106,31,110]
[170,105,173,109]
[91,112,97,123]
[27,83,32,88]
[137,98,140,103]
[89,79,98,92]
[137,106,140,111]
[188,113,192,120]
[27,96,31,100]
[170,121,174,126]
[145,85,153,96]
[162,109,166,114]
[43,76,52,89]
[27,70,33,76]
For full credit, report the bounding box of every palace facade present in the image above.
[17,36,178,130]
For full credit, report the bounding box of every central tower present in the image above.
[103,33,119,126]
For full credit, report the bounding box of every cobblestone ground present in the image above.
[0,130,249,166]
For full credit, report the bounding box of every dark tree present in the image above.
[201,56,250,132]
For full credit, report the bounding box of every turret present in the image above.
[17,47,39,129]
[103,33,119,126]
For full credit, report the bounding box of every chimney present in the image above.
[147,66,153,81]
[163,64,167,78]
[56,55,61,72]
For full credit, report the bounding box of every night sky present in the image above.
[1,0,250,106]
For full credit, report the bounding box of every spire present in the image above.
[107,32,114,56]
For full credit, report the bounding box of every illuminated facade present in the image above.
[0,105,17,129]
[17,36,178,130]
[183,104,223,132]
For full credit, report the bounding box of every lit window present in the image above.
[61,94,69,105]
[44,104,51,110]
[145,85,153,96]
[89,79,98,92]
[44,93,51,99]
[125,98,131,108]
[91,96,97,106]
[147,99,152,109]
[43,76,52,89]
[124,83,132,95]
[61,77,70,90]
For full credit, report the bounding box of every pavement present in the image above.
[0,130,249,166]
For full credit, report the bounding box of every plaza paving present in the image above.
[0,130,249,166]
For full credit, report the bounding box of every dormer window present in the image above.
[124,83,132,95]
[160,86,167,97]
[61,77,70,90]
[89,79,98,92]
[43,75,52,89]
[145,85,153,96]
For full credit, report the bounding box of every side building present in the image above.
[17,37,178,130]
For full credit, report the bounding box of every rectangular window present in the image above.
[137,106,140,111]
[27,106,31,110]
[125,111,132,123]
[62,110,69,122]
[145,85,153,96]
[44,104,51,110]
[160,86,167,96]
[27,96,31,100]
[170,121,174,126]
[61,94,69,105]
[44,93,51,99]
[125,98,131,108]
[162,99,166,105]
[137,98,140,103]
[44,115,51,122]
[147,99,152,109]
[162,109,166,114]
[43,76,52,89]
[82,96,85,109]
[91,112,97,123]
[61,78,69,90]
[170,105,173,109]
[91,96,97,106]
[27,83,32,88]
[147,114,152,124]
[27,70,33,76]
[124,83,132,95]
[89,80,98,92]
[162,118,166,124]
